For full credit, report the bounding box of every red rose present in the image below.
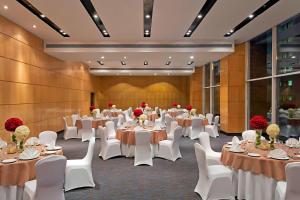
[186,105,192,111]
[108,102,113,108]
[250,115,268,130]
[281,102,296,110]
[133,109,143,118]
[172,102,178,107]
[5,118,23,132]
[140,102,146,108]
[89,105,95,112]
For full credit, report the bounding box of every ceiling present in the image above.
[0,0,299,75]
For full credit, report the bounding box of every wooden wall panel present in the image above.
[95,76,189,109]
[220,44,246,133]
[0,16,95,141]
[189,67,203,113]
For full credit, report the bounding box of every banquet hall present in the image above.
[0,0,300,200]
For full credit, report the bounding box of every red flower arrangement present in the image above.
[172,102,178,107]
[140,102,146,108]
[185,105,193,111]
[108,102,113,108]
[89,104,96,112]
[280,102,297,110]
[133,109,143,118]
[5,118,23,132]
[250,115,268,130]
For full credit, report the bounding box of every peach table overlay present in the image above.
[116,126,167,145]
[221,142,300,181]
[103,111,123,118]
[0,145,63,186]
[177,118,208,127]
[75,119,109,129]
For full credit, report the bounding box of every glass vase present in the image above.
[270,137,275,150]
[255,129,262,147]
[18,140,24,152]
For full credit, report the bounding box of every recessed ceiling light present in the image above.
[103,30,107,33]
[249,14,254,19]
[101,56,104,59]
[40,14,45,18]
[190,56,194,59]
[144,61,148,65]
[123,56,127,59]
[145,30,149,32]
[168,56,172,59]
[3,5,8,10]
[291,56,296,59]
[145,14,151,19]
[32,25,37,28]
[230,29,234,33]
[93,14,98,19]
[145,32,149,35]
[197,14,202,19]
[103,32,108,35]
[62,32,67,35]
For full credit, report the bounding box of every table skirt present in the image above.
[0,186,23,200]
[233,169,278,200]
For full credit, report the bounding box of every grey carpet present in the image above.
[56,134,235,200]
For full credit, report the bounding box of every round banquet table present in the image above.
[75,118,110,129]
[103,110,123,118]
[147,113,158,121]
[0,145,63,200]
[167,111,179,118]
[221,142,300,200]
[116,126,167,157]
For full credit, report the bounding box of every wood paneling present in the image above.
[189,67,203,113]
[220,44,246,133]
[95,76,189,109]
[0,16,95,141]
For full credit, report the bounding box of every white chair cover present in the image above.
[63,117,77,140]
[165,114,173,134]
[117,114,125,127]
[205,116,220,138]
[167,121,178,139]
[194,143,234,200]
[199,132,221,165]
[105,121,116,139]
[134,130,152,166]
[39,131,57,147]
[99,125,121,160]
[25,137,40,146]
[242,130,256,142]
[190,117,204,140]
[23,155,67,200]
[206,113,213,125]
[157,126,183,161]
[71,114,80,126]
[78,119,94,142]
[65,137,95,191]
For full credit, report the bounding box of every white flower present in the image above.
[177,105,181,109]
[139,114,147,121]
[266,124,280,138]
[191,108,197,115]
[92,109,97,114]
[112,105,116,109]
[14,125,30,141]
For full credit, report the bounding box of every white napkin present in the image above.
[286,138,300,148]
[268,149,288,159]
[176,115,183,119]
[229,136,243,152]
[19,148,40,160]
[0,140,7,149]
[25,137,40,146]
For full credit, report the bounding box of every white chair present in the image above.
[65,137,95,191]
[167,120,178,140]
[63,117,77,140]
[39,131,57,147]
[205,116,220,138]
[165,114,173,133]
[94,108,101,118]
[117,114,125,127]
[124,110,133,122]
[242,130,256,142]
[199,132,221,165]
[71,114,80,126]
[275,162,300,200]
[157,126,183,161]
[194,143,234,200]
[190,117,204,140]
[134,130,153,166]
[99,125,121,160]
[105,121,116,139]
[78,119,94,142]
[206,113,214,125]
[111,117,119,129]
[23,155,67,200]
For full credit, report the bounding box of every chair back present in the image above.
[192,117,203,131]
[81,119,92,130]
[199,132,212,152]
[214,116,220,126]
[286,162,300,199]
[172,126,183,146]
[39,131,57,147]
[170,121,178,134]
[128,107,133,117]
[165,114,173,133]
[63,117,68,129]
[111,117,119,129]
[206,113,213,125]
[194,143,209,179]
[117,114,125,127]
[161,110,166,123]
[105,121,116,138]
[35,155,67,200]
[71,114,79,126]
[135,130,152,146]
[242,130,256,142]
[83,137,95,164]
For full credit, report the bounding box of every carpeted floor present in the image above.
[56,134,235,200]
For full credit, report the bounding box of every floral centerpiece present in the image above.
[186,105,192,111]
[91,109,98,118]
[190,108,197,116]
[288,108,295,118]
[108,102,113,108]
[266,124,280,149]
[250,115,268,147]
[133,108,143,125]
[140,102,147,109]
[139,114,148,126]
[172,102,178,108]
[89,104,96,112]
[4,118,27,153]
[112,105,116,109]
[177,104,181,109]
[281,102,296,110]
[14,125,30,151]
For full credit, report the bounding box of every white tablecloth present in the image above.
[233,169,278,200]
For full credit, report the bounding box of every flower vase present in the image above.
[255,129,262,147]
[18,140,24,152]
[270,137,275,150]
[7,142,17,154]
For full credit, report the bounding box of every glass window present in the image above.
[277,13,300,74]
[204,63,210,87]
[213,61,220,85]
[249,79,272,122]
[213,86,220,115]
[277,74,300,137]
[204,88,210,113]
[250,29,272,79]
